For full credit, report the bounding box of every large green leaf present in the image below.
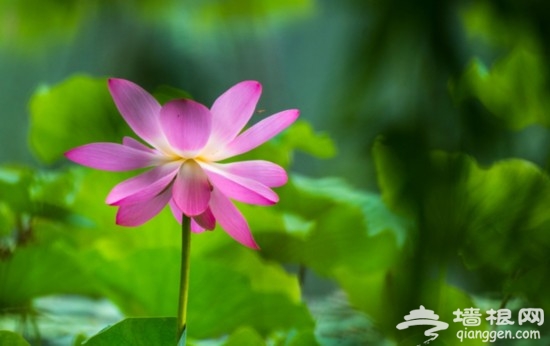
[281,121,336,159]
[187,258,313,339]
[254,175,407,274]
[82,317,178,346]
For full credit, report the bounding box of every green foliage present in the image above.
[28,75,197,166]
[460,1,539,49]
[374,142,550,274]
[0,0,182,53]
[282,121,337,159]
[153,85,193,104]
[9,73,339,344]
[87,245,313,339]
[0,0,88,53]
[249,175,412,340]
[222,327,265,346]
[0,243,98,310]
[451,2,550,132]
[28,75,129,164]
[0,165,84,223]
[257,175,407,271]
[373,141,550,340]
[177,0,314,36]
[185,254,312,339]
[0,330,30,346]
[0,165,99,318]
[451,49,550,130]
[231,120,336,169]
[10,3,550,338]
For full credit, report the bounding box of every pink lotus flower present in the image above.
[65,79,298,249]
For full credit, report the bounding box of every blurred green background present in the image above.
[1,0,550,345]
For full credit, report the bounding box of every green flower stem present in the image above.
[177,216,191,345]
